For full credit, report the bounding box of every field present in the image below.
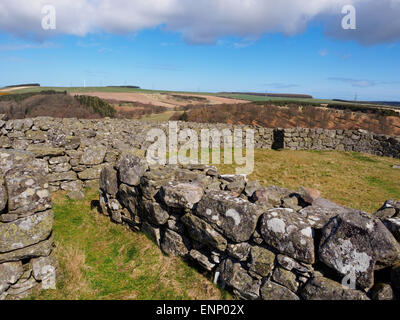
[30,149,400,300]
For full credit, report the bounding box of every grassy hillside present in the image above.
[29,149,400,300]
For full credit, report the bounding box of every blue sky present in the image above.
[1,0,400,100]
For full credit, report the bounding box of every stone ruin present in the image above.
[0,114,399,300]
[0,150,56,300]
[0,116,398,198]
[99,155,400,300]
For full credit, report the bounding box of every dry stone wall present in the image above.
[0,149,56,300]
[0,115,399,197]
[99,155,400,300]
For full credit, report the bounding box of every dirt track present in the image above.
[70,91,246,108]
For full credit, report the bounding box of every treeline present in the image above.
[0,91,117,119]
[0,90,67,103]
[75,95,116,118]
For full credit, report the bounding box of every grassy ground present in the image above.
[29,149,400,300]
[217,149,400,213]
[30,188,229,300]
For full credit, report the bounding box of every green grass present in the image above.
[216,149,400,213]
[30,188,230,300]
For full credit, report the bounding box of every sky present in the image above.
[0,0,400,100]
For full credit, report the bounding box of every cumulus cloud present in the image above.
[0,0,399,45]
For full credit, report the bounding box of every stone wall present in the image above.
[0,150,56,300]
[99,155,400,300]
[0,116,399,197]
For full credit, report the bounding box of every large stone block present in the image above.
[100,165,118,196]
[4,165,51,218]
[260,208,315,264]
[0,210,54,253]
[181,213,227,252]
[117,155,148,187]
[196,191,264,243]
[319,210,400,290]
[301,276,369,300]
[161,181,204,210]
[80,145,107,165]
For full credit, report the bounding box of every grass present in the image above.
[215,149,400,213]
[30,188,230,300]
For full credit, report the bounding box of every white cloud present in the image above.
[328,77,375,88]
[0,0,399,45]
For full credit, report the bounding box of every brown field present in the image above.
[70,91,246,108]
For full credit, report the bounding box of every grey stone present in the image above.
[181,213,227,252]
[276,254,312,273]
[251,185,292,208]
[244,180,262,198]
[80,145,107,165]
[32,253,57,289]
[248,246,275,277]
[0,262,23,294]
[196,191,264,243]
[0,210,54,253]
[117,155,148,187]
[161,181,204,210]
[383,217,400,242]
[319,210,400,289]
[189,250,215,271]
[142,201,169,226]
[301,276,369,300]
[260,281,300,300]
[0,235,54,264]
[67,190,85,201]
[160,229,190,257]
[60,180,84,192]
[272,267,299,293]
[142,222,161,246]
[100,165,118,196]
[227,243,251,261]
[78,165,105,180]
[375,200,400,219]
[4,165,51,217]
[369,283,394,300]
[218,258,260,300]
[260,208,315,264]
[48,171,77,182]
[299,197,352,229]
